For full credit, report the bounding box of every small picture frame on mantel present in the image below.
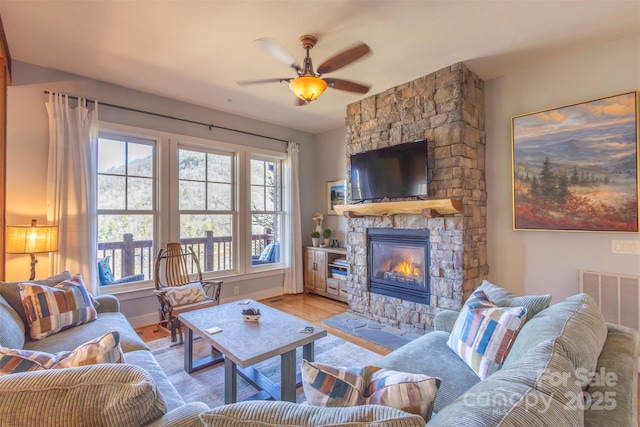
[326,179,346,215]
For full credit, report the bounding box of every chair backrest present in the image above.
[154,242,203,290]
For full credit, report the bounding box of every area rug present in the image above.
[322,312,424,350]
[149,333,382,407]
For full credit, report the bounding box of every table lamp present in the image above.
[6,219,59,280]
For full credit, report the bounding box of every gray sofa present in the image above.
[0,272,208,426]
[199,282,639,427]
[374,282,639,426]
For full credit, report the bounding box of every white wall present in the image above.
[485,34,640,302]
[313,127,348,247]
[5,61,317,326]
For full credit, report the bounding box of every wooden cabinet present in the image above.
[304,246,348,302]
[305,247,326,293]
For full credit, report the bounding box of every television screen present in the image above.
[350,140,428,202]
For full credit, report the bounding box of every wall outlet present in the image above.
[611,240,640,255]
[233,286,240,295]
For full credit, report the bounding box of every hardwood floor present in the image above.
[134,293,391,356]
[261,293,392,356]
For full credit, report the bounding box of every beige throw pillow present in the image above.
[164,282,208,306]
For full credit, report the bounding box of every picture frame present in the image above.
[512,91,639,232]
[326,179,346,215]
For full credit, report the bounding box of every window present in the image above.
[95,125,286,291]
[250,156,282,266]
[178,147,234,273]
[96,133,156,286]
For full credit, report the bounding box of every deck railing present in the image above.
[98,231,273,282]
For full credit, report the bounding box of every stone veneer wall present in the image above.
[345,62,487,334]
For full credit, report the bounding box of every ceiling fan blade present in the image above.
[317,42,370,75]
[237,78,291,86]
[254,38,301,72]
[324,78,370,94]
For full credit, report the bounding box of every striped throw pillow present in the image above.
[0,331,124,375]
[19,274,98,340]
[367,367,440,421]
[447,289,528,379]
[301,361,440,421]
[301,361,367,406]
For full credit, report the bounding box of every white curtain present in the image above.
[283,141,303,294]
[46,93,99,294]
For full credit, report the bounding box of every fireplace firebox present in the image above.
[367,228,430,304]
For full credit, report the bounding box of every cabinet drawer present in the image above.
[339,281,348,298]
[326,278,340,296]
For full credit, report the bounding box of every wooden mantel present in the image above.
[334,199,463,218]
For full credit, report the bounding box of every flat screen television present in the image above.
[350,139,428,202]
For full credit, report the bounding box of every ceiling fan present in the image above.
[238,35,371,105]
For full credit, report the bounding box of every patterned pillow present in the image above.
[98,256,114,285]
[0,271,73,326]
[0,345,59,374]
[447,289,528,379]
[164,282,208,307]
[19,274,98,340]
[367,366,441,421]
[301,361,440,421]
[0,331,124,375]
[301,361,367,406]
[258,243,275,262]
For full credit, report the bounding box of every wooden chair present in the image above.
[153,242,223,343]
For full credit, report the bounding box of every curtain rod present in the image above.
[43,90,288,143]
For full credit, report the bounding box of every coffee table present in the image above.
[178,299,327,403]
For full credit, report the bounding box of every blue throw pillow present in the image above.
[258,243,274,262]
[97,257,114,285]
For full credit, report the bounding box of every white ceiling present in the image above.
[1,1,639,135]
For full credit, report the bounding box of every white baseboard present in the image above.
[219,288,283,305]
[127,312,159,329]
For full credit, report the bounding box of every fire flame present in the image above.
[394,261,415,276]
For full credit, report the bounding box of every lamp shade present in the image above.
[6,222,59,254]
[289,76,328,102]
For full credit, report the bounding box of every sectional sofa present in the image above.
[0,271,207,426]
[200,281,639,426]
[1,273,637,427]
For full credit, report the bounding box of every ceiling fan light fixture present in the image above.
[289,76,327,102]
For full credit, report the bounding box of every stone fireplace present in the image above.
[344,63,487,334]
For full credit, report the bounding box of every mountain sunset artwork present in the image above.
[512,92,638,232]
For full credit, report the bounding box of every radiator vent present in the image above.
[579,270,639,330]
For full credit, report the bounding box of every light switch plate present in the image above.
[611,240,640,255]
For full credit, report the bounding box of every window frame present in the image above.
[176,143,237,274]
[248,153,285,271]
[95,123,287,295]
[96,129,159,292]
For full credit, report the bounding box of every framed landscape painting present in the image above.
[512,91,639,232]
[327,179,345,215]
